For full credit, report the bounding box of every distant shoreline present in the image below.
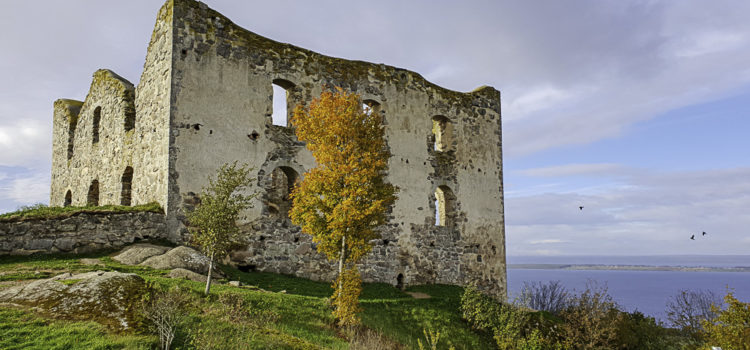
[507,264,750,272]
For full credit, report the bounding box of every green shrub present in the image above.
[616,310,687,350]
[461,286,561,350]
[558,281,621,350]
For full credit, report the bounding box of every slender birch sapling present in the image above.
[187,162,255,295]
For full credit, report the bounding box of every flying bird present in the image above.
[702,231,707,236]
[690,234,695,240]
[579,206,584,211]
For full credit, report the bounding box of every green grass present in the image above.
[0,251,170,282]
[0,248,494,349]
[0,308,155,350]
[0,202,163,222]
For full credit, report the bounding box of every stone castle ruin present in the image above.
[49,0,507,297]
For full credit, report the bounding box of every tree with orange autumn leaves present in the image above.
[290,88,398,326]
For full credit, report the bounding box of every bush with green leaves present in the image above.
[461,286,560,350]
[557,281,622,350]
[186,161,255,295]
[615,310,691,350]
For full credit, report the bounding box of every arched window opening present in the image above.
[67,119,77,160]
[396,273,404,290]
[435,185,456,227]
[64,190,72,207]
[271,79,295,127]
[121,166,133,206]
[87,179,99,206]
[124,107,135,132]
[362,99,381,116]
[431,115,452,152]
[92,106,101,144]
[268,166,299,219]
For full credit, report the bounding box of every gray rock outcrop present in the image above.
[113,243,171,265]
[140,246,222,277]
[167,268,207,283]
[0,271,147,330]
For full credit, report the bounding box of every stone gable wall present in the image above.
[0,212,167,255]
[167,0,506,297]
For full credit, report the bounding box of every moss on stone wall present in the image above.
[0,202,163,223]
[54,99,83,126]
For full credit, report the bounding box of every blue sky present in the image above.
[1,0,748,256]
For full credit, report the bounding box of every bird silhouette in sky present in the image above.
[690,234,695,240]
[702,231,707,236]
[579,206,584,211]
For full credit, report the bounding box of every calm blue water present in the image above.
[507,256,750,322]
[508,255,750,268]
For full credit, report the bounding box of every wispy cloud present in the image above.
[517,163,626,178]
[529,239,567,245]
[507,167,750,255]
[0,167,50,213]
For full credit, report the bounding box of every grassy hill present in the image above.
[0,247,494,349]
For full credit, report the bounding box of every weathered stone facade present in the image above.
[49,0,506,297]
[0,212,167,255]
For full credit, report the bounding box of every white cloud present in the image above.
[0,119,51,168]
[529,239,567,245]
[2,171,50,205]
[507,168,750,255]
[517,163,625,178]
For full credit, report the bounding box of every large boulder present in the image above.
[0,271,147,331]
[140,246,222,277]
[167,268,207,283]
[112,243,171,265]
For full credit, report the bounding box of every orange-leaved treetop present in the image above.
[290,87,398,326]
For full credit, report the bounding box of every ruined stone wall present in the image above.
[50,2,174,224]
[50,70,139,208]
[0,212,167,255]
[47,0,506,297]
[165,0,506,297]
[133,0,175,223]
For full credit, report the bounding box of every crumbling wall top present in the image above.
[53,99,84,123]
[173,0,499,107]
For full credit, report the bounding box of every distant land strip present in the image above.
[507,264,750,272]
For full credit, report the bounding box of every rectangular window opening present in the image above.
[272,83,288,126]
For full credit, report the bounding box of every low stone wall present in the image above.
[0,212,167,255]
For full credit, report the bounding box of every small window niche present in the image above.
[431,115,453,152]
[87,179,100,206]
[124,107,135,132]
[435,185,456,227]
[121,166,133,206]
[92,106,101,144]
[271,79,295,127]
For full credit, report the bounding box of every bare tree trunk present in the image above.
[205,251,215,295]
[338,236,346,297]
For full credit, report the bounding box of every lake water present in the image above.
[506,256,750,322]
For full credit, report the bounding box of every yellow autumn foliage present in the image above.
[290,87,397,326]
